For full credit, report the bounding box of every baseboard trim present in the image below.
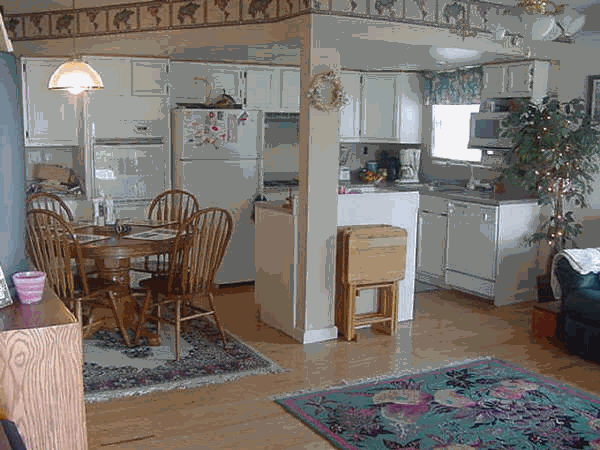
[291,326,338,344]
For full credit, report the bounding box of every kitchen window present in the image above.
[432,104,481,163]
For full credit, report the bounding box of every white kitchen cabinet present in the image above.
[255,200,299,340]
[361,74,397,141]
[359,73,422,143]
[169,61,209,103]
[482,65,506,98]
[416,192,544,306]
[245,66,279,111]
[82,56,132,96]
[205,64,245,105]
[171,62,244,105]
[506,62,532,96]
[481,60,559,101]
[417,194,448,283]
[131,58,169,97]
[21,58,81,146]
[339,72,362,142]
[397,73,423,144]
[280,67,300,112]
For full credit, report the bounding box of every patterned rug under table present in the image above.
[84,319,286,403]
[275,358,600,449]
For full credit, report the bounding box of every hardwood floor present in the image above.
[85,286,600,449]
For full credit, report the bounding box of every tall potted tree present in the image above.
[498,96,600,301]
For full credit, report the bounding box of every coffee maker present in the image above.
[397,149,421,184]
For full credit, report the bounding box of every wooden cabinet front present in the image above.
[0,285,87,449]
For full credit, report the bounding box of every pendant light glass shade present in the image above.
[48,59,104,95]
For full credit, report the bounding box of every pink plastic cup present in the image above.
[12,271,46,304]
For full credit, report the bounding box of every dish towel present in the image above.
[550,248,600,300]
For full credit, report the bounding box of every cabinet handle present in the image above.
[135,125,148,132]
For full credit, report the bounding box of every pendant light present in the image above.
[48,0,103,95]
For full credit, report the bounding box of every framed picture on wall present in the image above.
[0,264,14,309]
[587,75,600,122]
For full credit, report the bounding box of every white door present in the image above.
[169,61,210,103]
[483,66,506,98]
[417,211,447,278]
[280,68,300,112]
[245,67,278,111]
[361,74,397,140]
[83,56,132,96]
[339,72,361,142]
[205,65,245,105]
[398,73,422,144]
[131,58,169,97]
[506,63,532,95]
[22,58,80,146]
[176,159,259,284]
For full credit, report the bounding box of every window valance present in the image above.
[423,67,483,106]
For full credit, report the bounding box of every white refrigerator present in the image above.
[172,108,263,285]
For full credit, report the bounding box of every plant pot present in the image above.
[12,271,46,304]
[536,274,555,303]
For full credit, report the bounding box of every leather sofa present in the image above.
[554,257,600,363]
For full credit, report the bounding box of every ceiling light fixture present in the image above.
[48,0,103,95]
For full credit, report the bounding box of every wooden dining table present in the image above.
[73,220,178,345]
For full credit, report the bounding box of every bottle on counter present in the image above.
[104,194,116,225]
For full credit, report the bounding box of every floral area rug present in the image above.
[275,358,600,449]
[83,319,286,403]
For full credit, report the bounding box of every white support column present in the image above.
[293,15,340,344]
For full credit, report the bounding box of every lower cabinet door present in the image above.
[417,211,447,279]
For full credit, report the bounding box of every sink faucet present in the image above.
[466,163,477,190]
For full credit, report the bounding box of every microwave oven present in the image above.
[468,112,512,149]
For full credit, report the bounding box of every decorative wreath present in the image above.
[305,70,350,113]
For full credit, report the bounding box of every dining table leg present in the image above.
[96,258,138,338]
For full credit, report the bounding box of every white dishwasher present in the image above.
[445,200,498,298]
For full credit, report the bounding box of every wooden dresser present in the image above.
[0,285,87,449]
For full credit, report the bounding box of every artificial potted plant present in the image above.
[498,95,600,301]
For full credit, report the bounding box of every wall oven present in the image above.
[468,112,512,149]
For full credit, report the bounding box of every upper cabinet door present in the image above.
[280,68,300,112]
[339,72,361,142]
[131,58,169,97]
[169,62,244,105]
[361,74,397,140]
[397,73,423,144]
[482,66,506,98]
[22,58,80,146]
[506,62,533,96]
[245,66,279,111]
[169,61,208,103]
[82,56,132,96]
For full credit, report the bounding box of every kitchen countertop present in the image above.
[339,182,537,206]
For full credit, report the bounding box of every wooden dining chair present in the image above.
[26,192,74,221]
[26,191,99,277]
[25,209,132,345]
[133,207,233,360]
[130,189,200,277]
